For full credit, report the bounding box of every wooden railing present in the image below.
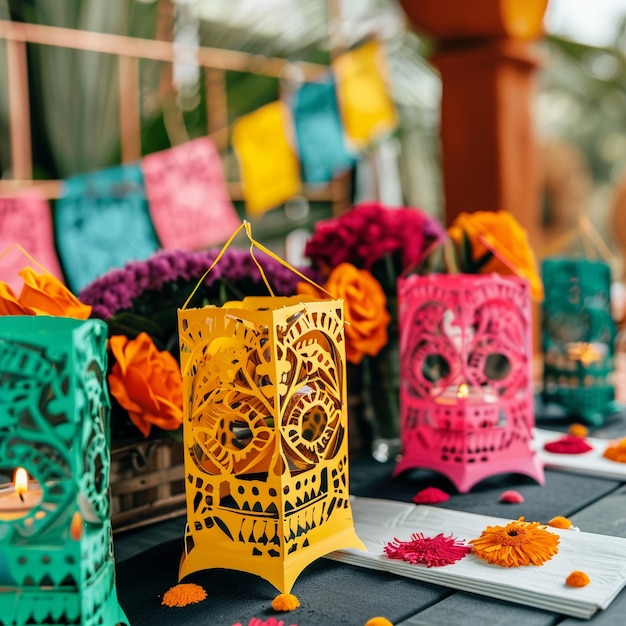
[0,18,352,211]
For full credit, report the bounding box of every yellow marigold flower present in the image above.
[271,592,300,612]
[447,210,543,301]
[471,517,559,567]
[566,571,590,587]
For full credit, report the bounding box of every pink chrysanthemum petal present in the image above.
[500,490,524,504]
[412,487,450,504]
[544,435,593,455]
[384,532,471,567]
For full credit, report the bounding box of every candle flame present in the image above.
[14,468,28,497]
[457,383,469,399]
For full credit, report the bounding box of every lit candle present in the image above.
[0,468,43,521]
[434,383,497,404]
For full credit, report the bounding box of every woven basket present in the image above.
[109,437,186,533]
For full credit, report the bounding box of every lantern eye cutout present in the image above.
[421,354,452,383]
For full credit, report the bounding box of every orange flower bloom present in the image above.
[108,332,183,438]
[0,268,92,318]
[447,211,543,301]
[470,517,559,567]
[297,263,391,365]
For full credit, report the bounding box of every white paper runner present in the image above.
[327,497,626,619]
[534,428,626,481]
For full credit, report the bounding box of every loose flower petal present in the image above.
[603,437,626,463]
[566,571,590,587]
[412,487,450,504]
[384,532,471,567]
[162,583,207,607]
[499,490,524,504]
[567,423,589,438]
[471,517,559,567]
[271,593,300,612]
[547,516,574,529]
[544,435,593,455]
[232,617,298,626]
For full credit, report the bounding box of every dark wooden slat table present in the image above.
[113,410,626,626]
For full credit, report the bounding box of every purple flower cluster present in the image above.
[304,202,445,272]
[79,247,318,319]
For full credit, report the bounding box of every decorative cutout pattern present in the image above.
[0,317,128,626]
[395,274,544,492]
[178,295,364,593]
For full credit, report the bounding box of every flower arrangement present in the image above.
[301,204,542,460]
[80,246,319,440]
[446,210,543,301]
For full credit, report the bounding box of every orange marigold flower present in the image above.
[447,210,543,301]
[470,517,559,567]
[271,593,300,612]
[297,262,390,365]
[108,332,183,438]
[0,268,92,318]
[365,619,393,626]
[566,571,590,587]
[603,437,626,463]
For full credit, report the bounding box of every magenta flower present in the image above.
[304,202,445,274]
[384,532,471,567]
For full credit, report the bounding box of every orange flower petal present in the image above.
[0,282,28,315]
[18,268,92,318]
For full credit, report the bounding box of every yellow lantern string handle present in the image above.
[181,220,335,310]
[539,214,615,265]
[0,243,56,277]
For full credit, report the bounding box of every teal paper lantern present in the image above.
[0,316,128,626]
[541,258,616,425]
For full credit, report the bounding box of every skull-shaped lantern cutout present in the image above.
[0,316,128,626]
[541,258,616,426]
[394,274,544,492]
[178,295,365,594]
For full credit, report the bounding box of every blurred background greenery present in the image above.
[1,0,626,262]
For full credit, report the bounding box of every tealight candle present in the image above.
[0,468,43,520]
[433,383,498,404]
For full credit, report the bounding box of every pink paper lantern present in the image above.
[394,273,544,492]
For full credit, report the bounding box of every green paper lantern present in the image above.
[541,258,616,426]
[0,316,128,626]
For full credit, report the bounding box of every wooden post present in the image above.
[398,0,548,252]
[118,55,142,162]
[6,38,32,179]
